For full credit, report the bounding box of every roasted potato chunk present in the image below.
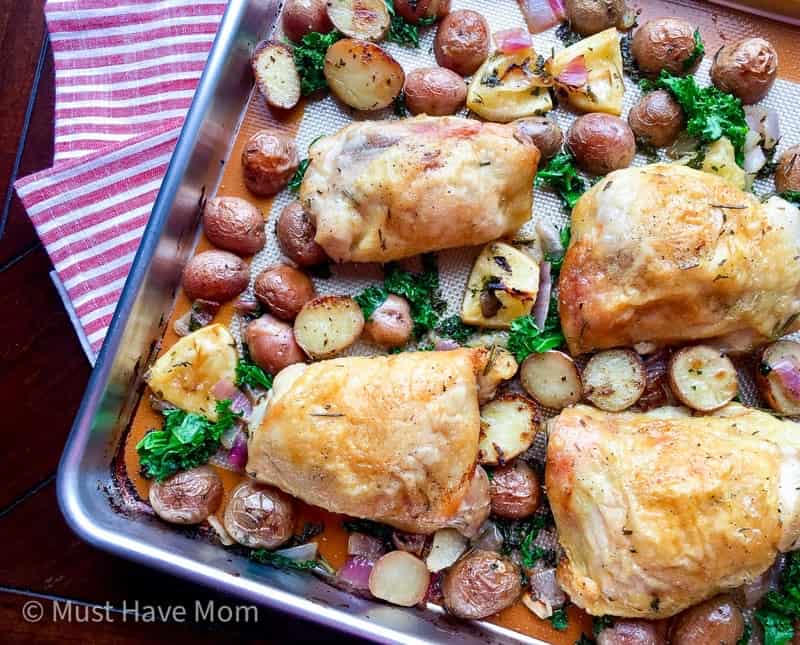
[293,295,365,359]
[549,28,625,115]
[461,242,540,329]
[251,41,301,110]
[146,324,237,420]
[324,38,404,111]
[478,393,538,466]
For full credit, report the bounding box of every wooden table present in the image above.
[0,2,345,641]
[3,1,799,643]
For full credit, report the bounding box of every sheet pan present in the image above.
[57,0,800,642]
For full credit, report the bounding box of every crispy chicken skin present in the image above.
[546,404,800,619]
[559,163,800,355]
[299,116,540,263]
[246,349,509,536]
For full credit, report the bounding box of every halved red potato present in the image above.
[583,349,646,411]
[757,340,800,415]
[520,351,582,410]
[326,0,390,41]
[478,394,538,466]
[668,345,739,412]
[324,39,405,111]
[251,41,301,110]
[293,295,365,359]
[369,551,430,607]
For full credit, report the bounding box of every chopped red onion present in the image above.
[275,542,319,562]
[494,28,532,54]
[191,299,220,329]
[424,571,444,604]
[736,554,785,607]
[532,262,553,330]
[517,0,563,33]
[227,431,248,470]
[556,55,588,88]
[744,145,767,174]
[336,556,374,591]
[435,339,461,351]
[212,379,238,400]
[772,360,800,401]
[471,520,503,553]
[392,531,427,557]
[536,220,563,256]
[529,568,567,609]
[347,532,386,559]
[764,108,780,150]
[173,310,192,337]
[745,105,767,132]
[744,128,762,153]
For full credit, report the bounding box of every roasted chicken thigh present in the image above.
[546,404,800,619]
[559,163,800,355]
[299,116,540,263]
[246,349,512,536]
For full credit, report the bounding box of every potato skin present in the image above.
[566,0,629,36]
[395,0,450,24]
[203,196,265,256]
[669,596,743,645]
[223,481,295,549]
[711,37,778,105]
[363,294,413,348]
[182,250,249,302]
[282,0,332,43]
[434,10,490,77]
[254,265,315,322]
[245,314,306,375]
[597,620,664,645]
[567,113,636,175]
[442,549,522,619]
[241,129,299,197]
[632,18,702,76]
[149,466,223,525]
[404,66,466,116]
[513,117,564,161]
[489,460,541,519]
[776,145,800,193]
[628,90,684,147]
[276,201,329,267]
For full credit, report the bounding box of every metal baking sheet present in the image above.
[57,0,800,643]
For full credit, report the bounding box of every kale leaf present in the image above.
[536,152,588,211]
[756,551,800,645]
[436,315,476,344]
[235,357,273,391]
[496,514,552,566]
[288,158,310,193]
[293,31,341,95]
[781,191,800,205]
[137,400,236,481]
[738,621,753,645]
[550,607,569,631]
[355,254,445,337]
[507,296,565,362]
[641,71,748,165]
[593,615,614,635]
[385,0,434,47]
[250,548,330,574]
[683,29,705,71]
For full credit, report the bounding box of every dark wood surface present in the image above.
[0,3,344,642]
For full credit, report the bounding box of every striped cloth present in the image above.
[14,0,227,361]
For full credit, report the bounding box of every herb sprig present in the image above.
[682,29,705,71]
[781,191,800,205]
[436,315,476,344]
[250,548,334,575]
[137,400,237,481]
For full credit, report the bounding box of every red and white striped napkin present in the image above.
[14,0,228,362]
